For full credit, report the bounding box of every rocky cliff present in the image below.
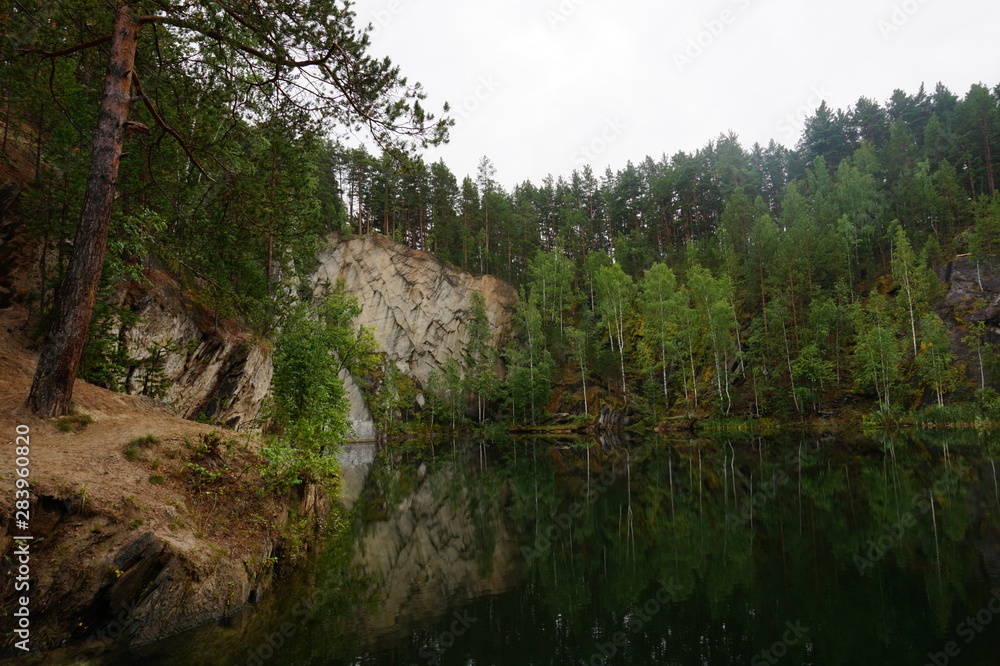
[939,254,1000,326]
[115,276,273,431]
[0,304,331,658]
[2,224,517,438]
[311,233,518,390]
[937,254,1000,385]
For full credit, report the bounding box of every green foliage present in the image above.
[970,194,1000,261]
[464,291,502,422]
[915,313,961,406]
[640,262,686,412]
[852,291,904,408]
[56,413,93,433]
[504,293,554,424]
[77,210,166,390]
[265,285,379,489]
[123,434,159,461]
[594,263,634,404]
[427,356,465,430]
[792,344,835,413]
[370,360,418,434]
[9,13,1000,430]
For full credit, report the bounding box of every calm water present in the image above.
[111,431,1000,665]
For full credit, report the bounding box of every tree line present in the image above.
[408,82,1000,424]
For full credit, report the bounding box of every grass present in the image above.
[56,413,93,433]
[123,434,160,461]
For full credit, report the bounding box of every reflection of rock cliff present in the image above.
[353,463,521,636]
[312,233,518,388]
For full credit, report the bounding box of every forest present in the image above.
[4,3,1000,446]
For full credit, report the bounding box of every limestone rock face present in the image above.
[311,233,518,387]
[340,368,377,441]
[939,255,1000,325]
[117,280,272,431]
[937,255,1000,385]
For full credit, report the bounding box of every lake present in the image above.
[113,431,1000,665]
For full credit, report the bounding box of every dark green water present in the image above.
[116,432,1000,665]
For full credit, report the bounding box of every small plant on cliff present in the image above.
[124,434,160,460]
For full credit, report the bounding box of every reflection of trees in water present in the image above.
[174,433,1000,665]
[470,432,1000,665]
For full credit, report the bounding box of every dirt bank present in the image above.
[0,304,330,660]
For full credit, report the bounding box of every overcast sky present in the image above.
[349,0,1000,189]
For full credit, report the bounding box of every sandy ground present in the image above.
[0,303,228,526]
[0,303,303,658]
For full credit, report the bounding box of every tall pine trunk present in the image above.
[27,4,139,417]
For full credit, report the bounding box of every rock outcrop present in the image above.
[937,254,1000,387]
[311,233,518,389]
[118,234,518,437]
[939,254,1000,325]
[115,274,273,431]
[0,306,332,658]
[2,225,517,437]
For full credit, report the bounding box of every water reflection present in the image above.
[118,432,1000,665]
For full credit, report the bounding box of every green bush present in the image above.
[264,284,379,490]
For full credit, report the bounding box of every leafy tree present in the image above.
[852,290,903,409]
[465,292,501,422]
[890,222,934,357]
[915,313,960,407]
[505,293,553,424]
[967,321,994,391]
[565,326,590,414]
[594,263,634,404]
[640,262,685,411]
[791,344,835,413]
[687,264,737,414]
[266,286,379,487]
[427,357,464,430]
[970,194,1000,264]
[527,247,576,339]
